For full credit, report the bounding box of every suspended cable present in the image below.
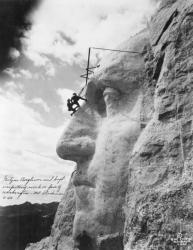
[78,46,141,97]
[176,93,185,169]
[91,46,141,54]
[86,47,91,87]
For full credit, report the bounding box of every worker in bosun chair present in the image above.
[71,93,87,107]
[67,99,77,116]
[67,93,87,116]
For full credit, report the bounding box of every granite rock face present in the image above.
[124,0,193,249]
[25,182,75,250]
[26,0,193,249]
[56,29,151,250]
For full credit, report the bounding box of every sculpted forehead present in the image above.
[91,29,149,93]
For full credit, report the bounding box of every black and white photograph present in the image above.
[1,0,193,249]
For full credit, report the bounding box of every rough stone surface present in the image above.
[26,238,49,250]
[25,0,193,249]
[124,0,193,249]
[26,180,76,250]
[47,180,76,250]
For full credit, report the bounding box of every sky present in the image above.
[0,0,160,205]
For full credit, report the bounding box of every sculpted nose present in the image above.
[56,108,96,163]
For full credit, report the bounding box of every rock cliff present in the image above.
[124,0,193,249]
[26,0,193,249]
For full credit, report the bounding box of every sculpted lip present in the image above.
[72,172,95,188]
[71,162,95,188]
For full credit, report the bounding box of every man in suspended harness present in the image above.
[67,93,87,116]
[67,99,77,116]
[71,93,87,107]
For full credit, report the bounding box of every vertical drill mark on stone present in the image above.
[176,93,185,171]
[187,49,192,86]
[154,9,178,46]
[140,94,146,129]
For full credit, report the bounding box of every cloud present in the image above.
[57,31,76,46]
[3,68,21,79]
[56,88,74,113]
[45,62,56,77]
[26,51,49,66]
[4,81,23,92]
[0,85,75,204]
[29,97,50,112]
[24,0,159,66]
[3,68,33,80]
[20,69,33,79]
[0,0,41,72]
[9,48,20,60]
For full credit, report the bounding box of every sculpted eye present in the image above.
[103,87,120,103]
[90,85,121,117]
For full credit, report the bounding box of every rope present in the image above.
[91,47,141,54]
[78,87,86,97]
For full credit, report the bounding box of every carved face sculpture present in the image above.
[57,30,149,249]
